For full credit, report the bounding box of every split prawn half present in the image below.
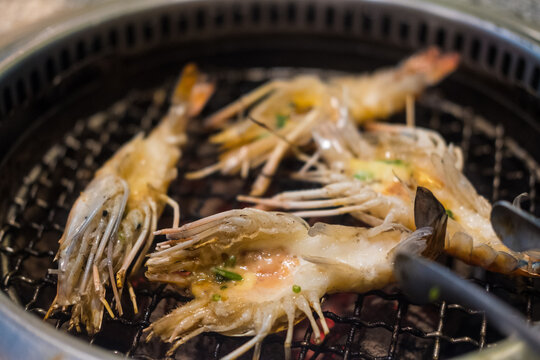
[144,187,447,359]
[45,64,214,333]
[241,118,540,277]
[188,47,459,196]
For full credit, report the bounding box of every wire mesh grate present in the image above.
[1,68,540,359]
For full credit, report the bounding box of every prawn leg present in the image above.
[205,79,286,129]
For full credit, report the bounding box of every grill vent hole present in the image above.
[343,11,353,32]
[30,70,41,95]
[287,3,297,23]
[3,87,13,114]
[196,9,206,30]
[306,4,316,25]
[108,29,118,48]
[399,22,409,41]
[126,24,136,47]
[515,57,526,81]
[76,41,86,61]
[362,14,372,33]
[214,9,225,27]
[501,52,511,77]
[251,4,261,23]
[160,15,171,36]
[530,66,540,90]
[178,15,188,33]
[487,45,498,67]
[325,7,335,28]
[16,79,27,104]
[45,57,56,82]
[470,38,481,61]
[233,5,243,25]
[269,4,279,24]
[436,28,446,48]
[453,33,464,51]
[92,35,102,54]
[143,22,154,42]
[418,22,428,44]
[381,15,391,37]
[60,49,71,71]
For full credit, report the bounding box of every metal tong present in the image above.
[491,199,540,273]
[395,195,540,357]
[394,251,540,355]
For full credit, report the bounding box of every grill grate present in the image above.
[1,68,540,359]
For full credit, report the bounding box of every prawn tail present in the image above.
[392,186,447,260]
[150,63,214,145]
[170,63,215,124]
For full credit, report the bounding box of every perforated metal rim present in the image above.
[0,290,119,360]
[1,0,540,359]
[2,0,540,120]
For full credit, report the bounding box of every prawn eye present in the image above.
[102,210,108,217]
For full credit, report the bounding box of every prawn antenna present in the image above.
[247,114,311,160]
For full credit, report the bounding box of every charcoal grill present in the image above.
[1,0,540,359]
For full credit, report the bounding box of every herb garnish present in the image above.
[354,170,374,181]
[275,114,288,129]
[378,159,404,165]
[212,267,243,281]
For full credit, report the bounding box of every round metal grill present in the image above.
[1,66,540,359]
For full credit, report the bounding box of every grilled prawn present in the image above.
[45,64,214,333]
[145,188,446,359]
[241,119,540,276]
[188,47,459,196]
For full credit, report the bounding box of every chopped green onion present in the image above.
[445,209,455,220]
[220,285,228,290]
[378,159,404,165]
[225,255,237,268]
[292,285,301,293]
[212,267,243,281]
[212,294,222,302]
[275,114,288,129]
[354,170,374,181]
[428,286,440,302]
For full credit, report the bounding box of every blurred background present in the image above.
[2,0,540,43]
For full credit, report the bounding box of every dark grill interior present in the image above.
[1,66,540,359]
